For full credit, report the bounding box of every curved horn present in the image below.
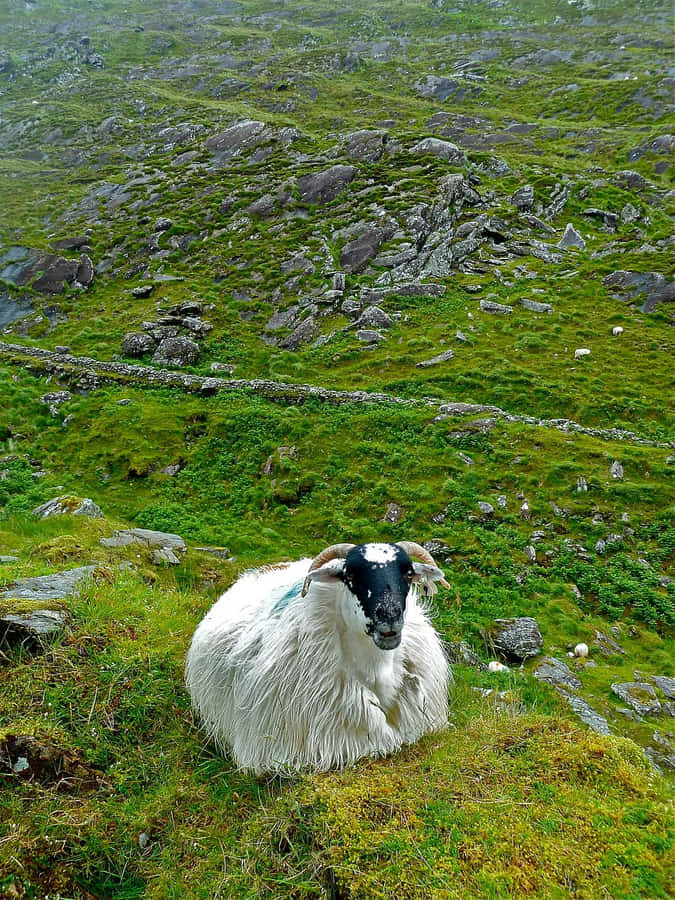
[396,541,450,589]
[302,543,355,596]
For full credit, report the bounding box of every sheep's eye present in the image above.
[404,570,415,581]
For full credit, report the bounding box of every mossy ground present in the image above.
[0,0,673,896]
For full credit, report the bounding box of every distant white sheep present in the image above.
[185,541,451,774]
[574,348,591,359]
[612,326,624,336]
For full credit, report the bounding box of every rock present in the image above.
[521,298,553,313]
[131,284,154,298]
[558,224,586,250]
[455,330,468,342]
[247,194,276,218]
[651,676,675,700]
[341,129,388,162]
[40,391,71,407]
[486,617,543,663]
[32,496,102,519]
[409,138,466,165]
[602,270,674,313]
[152,336,200,367]
[100,529,186,553]
[577,476,588,493]
[280,316,318,350]
[1,566,97,602]
[611,682,661,717]
[210,362,234,375]
[356,329,384,344]
[610,460,624,480]
[0,733,105,790]
[332,272,346,293]
[446,640,487,670]
[194,546,231,560]
[563,694,611,735]
[355,305,394,329]
[457,452,474,466]
[297,165,357,205]
[0,607,70,652]
[74,253,94,287]
[479,298,512,314]
[477,501,494,517]
[583,208,619,230]
[383,502,403,524]
[416,349,454,368]
[422,539,453,561]
[414,75,481,102]
[205,119,266,157]
[340,228,390,273]
[594,629,626,657]
[512,185,534,212]
[15,253,81,295]
[152,548,181,565]
[123,332,157,356]
[0,556,20,564]
[533,657,583,690]
[341,299,361,317]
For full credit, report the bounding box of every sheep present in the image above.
[185,541,451,775]
[612,326,624,336]
[574,348,591,359]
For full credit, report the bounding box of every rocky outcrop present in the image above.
[485,617,543,663]
[297,165,357,204]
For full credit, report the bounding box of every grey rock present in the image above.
[651,676,675,700]
[477,501,495,517]
[194,546,231,560]
[280,316,318,350]
[563,693,611,735]
[487,617,543,662]
[0,556,20,564]
[0,608,70,651]
[247,194,276,218]
[332,272,346,293]
[521,298,553,313]
[479,298,512,315]
[341,299,361,317]
[455,330,468,342]
[100,529,186,553]
[525,545,537,564]
[583,208,619,230]
[131,284,154,298]
[356,329,384,344]
[297,165,357,205]
[610,460,624,480]
[446,640,487,671]
[32,496,102,519]
[205,119,266,157]
[414,75,481,102]
[152,548,181,565]
[611,682,661,717]
[75,253,94,287]
[534,657,582,690]
[341,129,388,162]
[512,185,534,212]
[410,138,466,165]
[265,305,300,332]
[457,452,474,466]
[152,336,200,367]
[123,332,156,357]
[40,391,71,406]
[594,630,626,656]
[355,306,393,330]
[577,476,588,493]
[340,228,390,273]
[558,224,586,250]
[1,566,97,601]
[416,348,454,368]
[602,270,674,313]
[383,502,403,524]
[13,253,81,295]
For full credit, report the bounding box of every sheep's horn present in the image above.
[396,541,451,589]
[302,542,355,596]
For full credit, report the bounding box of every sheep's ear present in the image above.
[302,559,346,596]
[411,562,449,598]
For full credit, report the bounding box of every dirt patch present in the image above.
[0,734,108,792]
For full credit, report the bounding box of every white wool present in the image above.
[612,326,624,336]
[574,642,589,658]
[574,348,591,359]
[185,558,450,774]
[363,542,398,564]
[488,660,509,673]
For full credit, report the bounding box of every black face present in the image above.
[343,543,415,650]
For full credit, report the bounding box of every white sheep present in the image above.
[612,326,624,336]
[185,541,451,774]
[574,348,591,359]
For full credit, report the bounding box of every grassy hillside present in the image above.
[0,0,673,897]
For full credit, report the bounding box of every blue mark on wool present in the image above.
[269,578,304,616]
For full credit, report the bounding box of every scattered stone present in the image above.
[486,617,543,663]
[558,224,586,250]
[525,545,537,564]
[194,546,231,560]
[447,640,487,670]
[355,306,393,330]
[100,529,186,553]
[611,682,662,717]
[152,336,200,367]
[40,390,71,407]
[455,329,468,342]
[0,608,69,653]
[479,298,512,314]
[32,496,102,519]
[340,228,390,273]
[355,329,384,344]
[594,629,626,657]
[210,362,234,375]
[422,539,453,561]
[205,119,266,158]
[563,694,611,735]
[457,452,474,466]
[410,137,466,165]
[610,460,624,480]
[297,165,357,205]
[416,348,454,368]
[152,548,181,566]
[477,501,494,517]
[280,316,318,350]
[521,298,553,313]
[341,129,388,162]
[534,657,582,690]
[651,676,675,700]
[512,185,534,212]
[132,284,154,298]
[1,566,96,601]
[383,502,403,524]
[602,270,674,313]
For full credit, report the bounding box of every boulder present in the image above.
[1,566,97,601]
[297,165,357,204]
[521,298,553,313]
[602,270,674,313]
[32,496,103,519]
[205,119,266,157]
[340,228,389,273]
[533,657,582,690]
[611,682,662,717]
[123,332,157,356]
[356,329,384,343]
[479,298,513,314]
[355,305,393,329]
[152,336,200,367]
[100,529,187,553]
[410,137,466,165]
[558,224,586,250]
[341,129,388,162]
[486,617,543,662]
[75,253,94,287]
[0,608,70,652]
[414,75,481,102]
[280,316,318,350]
[512,185,534,212]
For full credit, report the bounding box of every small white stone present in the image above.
[488,660,509,673]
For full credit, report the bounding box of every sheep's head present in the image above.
[302,541,449,650]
